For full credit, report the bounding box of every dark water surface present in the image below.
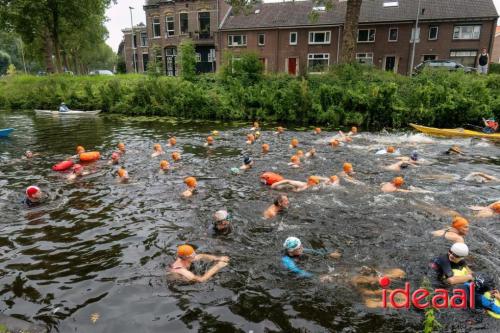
[0,111,498,332]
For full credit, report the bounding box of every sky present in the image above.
[105,0,500,52]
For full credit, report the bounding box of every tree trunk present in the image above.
[48,0,62,73]
[43,28,55,73]
[341,0,363,64]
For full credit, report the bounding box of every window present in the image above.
[132,33,137,48]
[358,29,375,42]
[290,32,297,45]
[140,32,148,47]
[453,25,481,40]
[388,28,398,42]
[142,54,149,71]
[228,35,247,47]
[198,12,211,38]
[428,26,438,40]
[208,49,215,62]
[410,27,420,42]
[258,34,265,46]
[308,31,331,44]
[308,53,330,73]
[423,55,437,61]
[196,53,201,62]
[356,53,374,65]
[152,17,161,38]
[450,50,477,67]
[180,13,188,35]
[166,16,174,36]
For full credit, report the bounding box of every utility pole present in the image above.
[129,6,137,73]
[409,0,422,75]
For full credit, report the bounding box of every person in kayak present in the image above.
[281,236,341,279]
[482,117,498,133]
[469,201,500,218]
[428,243,473,286]
[168,244,229,283]
[24,185,43,207]
[263,194,289,219]
[59,102,69,112]
[431,216,469,243]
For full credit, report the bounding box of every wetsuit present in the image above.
[455,283,500,316]
[22,197,39,208]
[281,248,327,278]
[428,254,469,286]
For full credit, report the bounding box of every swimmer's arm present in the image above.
[281,256,313,278]
[468,206,486,211]
[195,254,228,262]
[445,274,473,285]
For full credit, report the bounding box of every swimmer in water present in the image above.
[76,145,85,155]
[338,163,364,185]
[464,172,499,183]
[254,131,261,140]
[290,138,299,148]
[263,194,289,219]
[348,126,358,136]
[160,160,170,172]
[23,151,40,159]
[296,150,304,159]
[288,155,301,168]
[445,145,464,155]
[67,164,89,181]
[429,243,473,286]
[246,134,255,145]
[384,160,418,172]
[271,176,321,192]
[108,152,120,165]
[381,176,409,193]
[330,139,341,148]
[24,185,43,207]
[469,201,500,218]
[151,144,164,157]
[251,121,259,131]
[117,167,129,182]
[182,177,197,198]
[240,156,254,170]
[212,210,233,235]
[204,136,214,147]
[327,175,340,186]
[172,151,181,162]
[305,148,316,158]
[168,137,176,147]
[262,143,270,154]
[314,127,321,135]
[168,244,229,283]
[117,142,126,154]
[276,126,285,135]
[432,216,469,243]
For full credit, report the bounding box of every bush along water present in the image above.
[0,60,499,130]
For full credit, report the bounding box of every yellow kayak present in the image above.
[409,123,500,141]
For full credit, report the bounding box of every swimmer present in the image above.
[464,172,499,183]
[305,148,316,158]
[375,146,397,155]
[429,243,473,286]
[384,160,417,172]
[23,151,40,159]
[458,273,500,317]
[338,131,353,143]
[338,163,364,185]
[212,210,233,235]
[108,152,120,165]
[263,194,289,219]
[160,160,170,172]
[172,151,181,162]
[380,176,409,193]
[240,156,254,170]
[281,237,341,279]
[168,244,229,283]
[296,150,304,159]
[204,136,214,147]
[117,142,126,154]
[327,175,340,186]
[246,134,255,145]
[349,126,358,136]
[117,167,129,182]
[289,138,299,148]
[396,150,422,164]
[67,164,89,181]
[262,143,270,154]
[350,267,406,308]
[24,185,43,207]
[329,139,340,147]
[271,176,321,192]
[151,144,164,157]
[182,176,197,198]
[211,130,219,136]
[469,201,500,218]
[260,172,284,185]
[314,127,321,135]
[432,216,469,243]
[288,155,301,168]
[168,137,177,147]
[255,131,261,140]
[445,145,464,155]
[251,121,260,131]
[276,126,285,135]
[76,145,85,154]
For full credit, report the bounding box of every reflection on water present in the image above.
[0,111,499,332]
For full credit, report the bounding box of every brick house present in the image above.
[492,26,500,63]
[122,23,148,73]
[218,0,499,75]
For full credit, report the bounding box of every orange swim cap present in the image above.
[314,127,321,134]
[277,126,284,133]
[247,134,255,142]
[207,136,214,143]
[330,139,340,147]
[296,150,304,158]
[154,143,162,152]
[351,126,358,134]
[169,137,177,146]
[308,176,321,185]
[177,244,195,258]
[76,146,85,154]
[392,176,404,187]
[160,160,169,170]
[262,143,270,152]
[491,202,500,213]
[343,162,353,173]
[117,167,127,178]
[291,155,300,163]
[387,146,395,153]
[172,151,181,161]
[330,175,339,183]
[184,176,197,188]
[291,138,299,148]
[117,143,125,151]
[452,216,469,229]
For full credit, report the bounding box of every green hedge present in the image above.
[0,64,499,130]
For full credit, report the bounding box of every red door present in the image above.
[288,58,297,75]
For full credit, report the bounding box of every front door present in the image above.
[165,47,177,76]
[288,58,297,75]
[385,56,396,72]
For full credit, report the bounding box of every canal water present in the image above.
[0,111,498,332]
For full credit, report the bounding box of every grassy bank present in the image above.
[1,64,499,130]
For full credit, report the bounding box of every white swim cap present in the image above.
[450,243,469,257]
[213,210,229,222]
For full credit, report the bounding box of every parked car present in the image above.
[89,70,114,76]
[414,60,477,75]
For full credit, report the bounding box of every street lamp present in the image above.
[129,6,137,73]
[409,0,422,75]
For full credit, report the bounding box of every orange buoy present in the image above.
[79,151,100,162]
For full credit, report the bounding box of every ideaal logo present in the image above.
[379,276,475,309]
